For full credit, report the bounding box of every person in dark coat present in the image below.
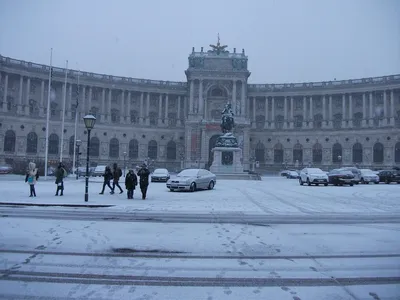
[137,163,150,200]
[99,166,113,194]
[125,169,138,199]
[25,162,39,197]
[111,163,123,194]
[55,163,66,196]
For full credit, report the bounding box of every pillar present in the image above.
[241,80,245,117]
[283,96,288,129]
[2,74,8,112]
[88,87,92,115]
[39,80,44,116]
[264,96,269,129]
[390,90,395,126]
[271,97,275,129]
[66,84,72,119]
[232,80,236,115]
[164,94,169,124]
[309,96,313,128]
[81,86,86,116]
[369,92,373,127]
[341,94,346,128]
[18,75,23,114]
[25,77,31,115]
[322,95,326,127]
[252,97,256,128]
[189,80,194,114]
[302,96,307,128]
[198,80,203,116]
[146,92,150,125]
[362,93,367,127]
[101,88,105,122]
[158,94,163,125]
[177,96,182,126]
[348,94,353,127]
[108,88,112,123]
[328,95,333,127]
[127,91,131,124]
[139,92,144,124]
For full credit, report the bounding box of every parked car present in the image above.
[93,165,107,177]
[151,168,170,182]
[328,169,354,186]
[359,169,380,184]
[299,168,329,186]
[166,168,216,192]
[0,164,13,174]
[341,167,361,184]
[286,170,300,179]
[377,170,400,184]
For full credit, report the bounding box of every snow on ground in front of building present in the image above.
[0,175,399,214]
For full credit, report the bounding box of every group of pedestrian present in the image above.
[100,163,150,200]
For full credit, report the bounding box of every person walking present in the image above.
[137,163,150,200]
[99,166,113,194]
[111,163,123,194]
[55,163,67,196]
[125,169,138,199]
[25,162,39,197]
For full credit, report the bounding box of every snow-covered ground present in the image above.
[0,175,399,214]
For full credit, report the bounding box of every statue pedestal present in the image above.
[210,147,244,174]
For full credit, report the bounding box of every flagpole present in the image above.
[72,68,80,179]
[44,48,53,180]
[60,60,68,162]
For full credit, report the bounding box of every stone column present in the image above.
[25,77,31,115]
[290,96,294,129]
[164,94,169,124]
[309,96,313,128]
[2,74,8,112]
[232,80,236,114]
[108,88,112,123]
[120,90,124,124]
[183,96,187,121]
[204,93,208,120]
[88,87,92,114]
[302,96,307,128]
[60,83,66,120]
[328,95,333,127]
[341,94,346,128]
[146,92,150,125]
[158,94,163,125]
[198,80,203,116]
[369,92,373,127]
[264,96,269,129]
[139,92,144,124]
[252,97,256,128]
[322,95,326,127]
[348,94,353,127]
[390,90,395,126]
[67,84,72,119]
[18,75,23,114]
[189,80,194,114]
[177,96,182,126]
[271,97,275,129]
[283,96,288,129]
[362,93,367,127]
[39,80,44,116]
[382,91,387,126]
[101,89,105,122]
[127,91,131,124]
[241,80,245,117]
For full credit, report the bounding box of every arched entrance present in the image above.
[208,134,220,168]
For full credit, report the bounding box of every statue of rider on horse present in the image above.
[221,103,235,134]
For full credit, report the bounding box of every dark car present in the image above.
[377,170,400,184]
[328,169,354,186]
[151,168,170,182]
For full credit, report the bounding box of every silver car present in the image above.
[166,169,216,192]
[360,169,379,184]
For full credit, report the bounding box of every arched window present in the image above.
[332,143,342,163]
[373,142,384,163]
[26,132,38,154]
[211,88,224,97]
[395,142,400,163]
[109,138,119,158]
[312,143,322,163]
[255,142,265,163]
[352,143,363,163]
[293,143,303,163]
[333,113,342,129]
[48,133,59,155]
[4,130,16,152]
[129,139,138,159]
[353,112,363,128]
[274,143,283,163]
[166,140,176,160]
[275,115,284,130]
[148,140,158,159]
[90,137,100,157]
[294,115,303,128]
[69,135,75,156]
[313,114,323,129]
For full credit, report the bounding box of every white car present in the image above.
[299,167,329,186]
[166,169,216,192]
[360,169,380,184]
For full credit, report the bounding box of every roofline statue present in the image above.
[209,33,228,55]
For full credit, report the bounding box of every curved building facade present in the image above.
[1,42,400,172]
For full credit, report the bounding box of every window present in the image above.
[149,112,157,126]
[333,113,342,129]
[129,139,138,159]
[255,142,265,162]
[274,143,283,163]
[313,114,323,129]
[111,109,120,123]
[332,143,342,163]
[148,140,157,159]
[90,137,100,157]
[211,88,224,97]
[48,133,59,155]
[166,140,176,160]
[294,115,303,128]
[26,132,38,154]
[130,110,138,124]
[168,113,177,127]
[293,143,303,163]
[312,143,322,163]
[4,130,16,152]
[109,138,119,158]
[352,143,363,163]
[255,115,265,130]
[275,115,284,130]
[353,112,363,128]
[373,142,384,163]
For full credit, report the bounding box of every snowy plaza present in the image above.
[0,175,399,299]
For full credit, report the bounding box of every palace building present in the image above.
[0,40,399,171]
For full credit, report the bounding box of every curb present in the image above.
[0,202,114,208]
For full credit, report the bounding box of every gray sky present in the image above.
[0,0,399,83]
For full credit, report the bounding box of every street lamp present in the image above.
[83,114,96,202]
[123,151,127,176]
[75,139,82,180]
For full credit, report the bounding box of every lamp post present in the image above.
[83,115,96,202]
[75,139,82,180]
[123,151,127,176]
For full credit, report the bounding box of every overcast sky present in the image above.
[0,0,399,83]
